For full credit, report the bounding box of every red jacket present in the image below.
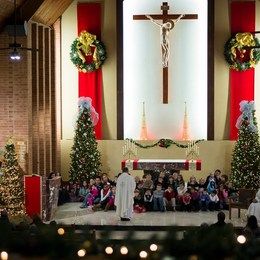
[164,190,175,201]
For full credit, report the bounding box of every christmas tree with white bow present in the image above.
[69,97,101,182]
[230,101,260,189]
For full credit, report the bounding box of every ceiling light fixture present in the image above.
[9,48,21,61]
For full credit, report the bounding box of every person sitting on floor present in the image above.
[104,186,116,211]
[182,191,192,212]
[198,178,207,190]
[69,184,78,202]
[135,176,142,189]
[187,176,199,191]
[171,172,179,192]
[133,189,146,213]
[164,185,176,211]
[153,184,165,212]
[190,187,200,211]
[102,173,114,186]
[80,179,99,208]
[93,183,111,211]
[78,181,89,202]
[177,182,187,206]
[155,176,168,190]
[208,190,219,211]
[199,188,210,211]
[207,174,217,194]
[176,174,185,187]
[143,189,153,211]
[218,184,228,210]
[142,174,154,191]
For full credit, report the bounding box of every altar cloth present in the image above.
[121,159,201,171]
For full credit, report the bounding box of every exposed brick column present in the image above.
[30,23,59,217]
[31,23,58,177]
[53,19,61,174]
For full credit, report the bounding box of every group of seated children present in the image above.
[133,169,237,213]
[58,173,116,211]
[58,169,237,214]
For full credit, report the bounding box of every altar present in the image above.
[121,159,201,171]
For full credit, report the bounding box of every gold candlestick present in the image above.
[122,139,137,159]
[185,140,200,160]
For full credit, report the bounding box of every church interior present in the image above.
[0,0,260,259]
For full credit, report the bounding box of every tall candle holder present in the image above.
[185,140,200,160]
[122,139,138,159]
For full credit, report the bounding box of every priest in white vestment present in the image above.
[248,189,260,223]
[115,167,136,221]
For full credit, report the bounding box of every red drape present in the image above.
[24,175,42,218]
[77,3,102,139]
[229,1,255,140]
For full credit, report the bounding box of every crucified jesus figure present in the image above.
[146,14,184,68]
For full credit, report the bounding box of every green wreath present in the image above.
[70,31,106,73]
[224,32,260,71]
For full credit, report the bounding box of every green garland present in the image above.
[224,32,260,71]
[70,31,106,73]
[126,138,204,149]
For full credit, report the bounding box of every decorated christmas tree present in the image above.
[69,97,101,182]
[0,138,25,215]
[230,101,260,189]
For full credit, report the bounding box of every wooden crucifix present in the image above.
[133,2,198,103]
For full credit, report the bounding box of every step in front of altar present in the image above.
[121,159,201,171]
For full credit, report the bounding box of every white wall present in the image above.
[123,0,208,140]
[61,1,78,140]
[61,139,235,181]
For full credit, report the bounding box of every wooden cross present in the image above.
[133,2,198,103]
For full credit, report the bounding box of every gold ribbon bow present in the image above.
[76,31,98,63]
[231,33,255,62]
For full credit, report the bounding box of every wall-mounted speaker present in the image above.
[5,21,28,36]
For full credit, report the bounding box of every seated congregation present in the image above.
[58,169,237,214]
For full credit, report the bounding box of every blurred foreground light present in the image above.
[0,251,8,260]
[150,244,158,251]
[57,228,65,235]
[105,246,113,255]
[120,246,128,255]
[77,249,86,257]
[83,240,91,248]
[139,250,148,258]
[237,235,246,244]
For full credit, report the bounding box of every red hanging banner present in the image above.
[229,1,255,140]
[77,3,103,139]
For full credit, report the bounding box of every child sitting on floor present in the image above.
[143,189,153,211]
[134,189,146,213]
[164,185,176,211]
[153,184,165,212]
[93,183,111,211]
[208,190,219,211]
[199,188,210,211]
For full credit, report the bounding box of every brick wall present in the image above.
[0,22,60,176]
[0,33,29,161]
